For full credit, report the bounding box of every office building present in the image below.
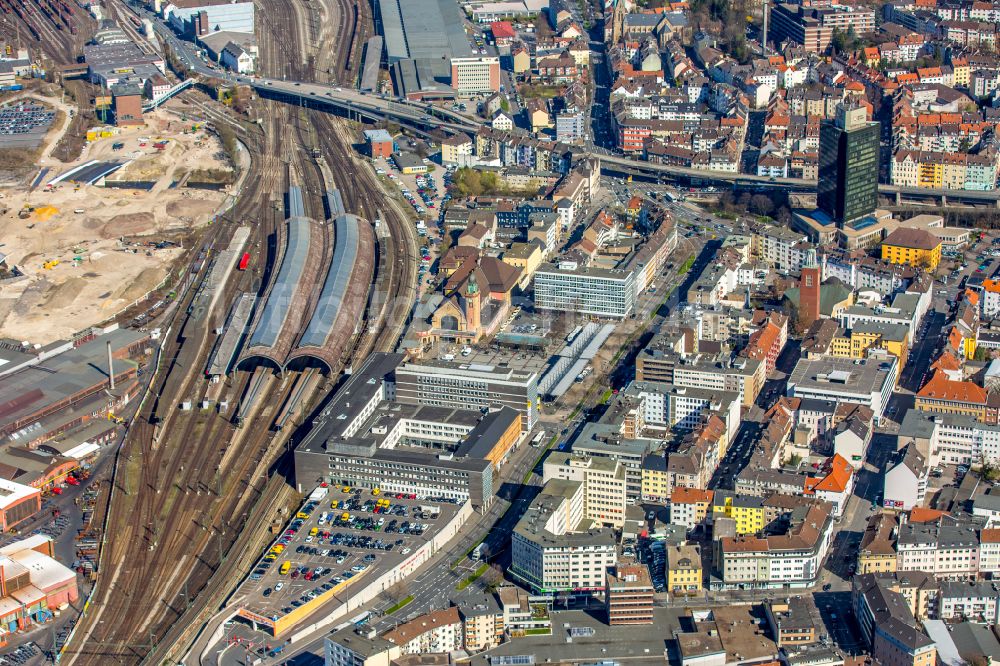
[881,228,943,272]
[364,129,395,158]
[818,104,880,225]
[635,345,765,409]
[450,56,500,97]
[787,355,898,423]
[765,598,818,647]
[533,263,637,318]
[394,359,539,430]
[294,354,528,510]
[605,563,655,625]
[509,479,618,594]
[542,453,628,528]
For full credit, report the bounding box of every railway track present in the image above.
[61,103,301,664]
[64,0,418,659]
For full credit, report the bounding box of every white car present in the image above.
[274,582,284,591]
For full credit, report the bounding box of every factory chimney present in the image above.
[107,341,115,391]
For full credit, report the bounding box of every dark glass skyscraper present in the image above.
[818,104,880,225]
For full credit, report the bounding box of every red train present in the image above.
[238,252,251,270]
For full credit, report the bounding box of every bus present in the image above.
[664,191,677,202]
[531,431,545,447]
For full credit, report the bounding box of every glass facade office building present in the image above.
[818,112,880,224]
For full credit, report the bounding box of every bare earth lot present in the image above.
[0,104,233,343]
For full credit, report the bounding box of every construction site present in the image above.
[0,105,234,344]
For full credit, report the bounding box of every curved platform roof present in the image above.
[239,187,325,372]
[287,214,375,372]
[325,189,345,218]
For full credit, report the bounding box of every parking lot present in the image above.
[371,155,451,298]
[0,101,56,147]
[235,486,460,635]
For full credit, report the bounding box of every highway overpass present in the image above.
[243,76,1000,207]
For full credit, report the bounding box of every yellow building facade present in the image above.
[712,493,765,536]
[881,228,942,271]
[666,544,702,594]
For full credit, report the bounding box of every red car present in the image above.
[51,487,63,495]
[65,477,80,486]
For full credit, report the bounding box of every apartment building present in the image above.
[859,513,900,575]
[852,574,937,666]
[622,381,741,444]
[509,479,618,594]
[714,501,834,589]
[382,608,464,655]
[898,410,1000,468]
[896,520,980,580]
[666,544,703,595]
[711,492,765,536]
[669,487,714,529]
[325,626,401,666]
[938,581,1000,623]
[542,453,628,528]
[883,444,928,511]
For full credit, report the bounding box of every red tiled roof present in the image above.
[813,454,853,493]
[671,487,714,504]
[931,353,961,372]
[908,507,946,523]
[981,528,1000,543]
[917,369,986,403]
[490,21,517,39]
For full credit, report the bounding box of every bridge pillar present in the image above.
[941,194,947,207]
[895,191,901,205]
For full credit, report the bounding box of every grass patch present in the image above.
[525,627,551,635]
[385,595,414,615]
[600,388,613,404]
[457,562,489,590]
[677,255,695,275]
[649,284,679,321]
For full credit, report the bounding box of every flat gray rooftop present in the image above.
[377,0,471,64]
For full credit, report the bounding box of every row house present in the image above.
[891,149,999,191]
[939,20,997,48]
[895,519,981,580]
